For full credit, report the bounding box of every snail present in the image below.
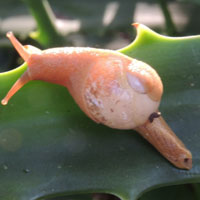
[1,24,192,170]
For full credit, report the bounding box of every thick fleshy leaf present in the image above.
[0,24,200,200]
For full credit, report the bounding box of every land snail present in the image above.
[1,23,192,170]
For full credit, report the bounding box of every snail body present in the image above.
[1,27,192,169]
[2,33,162,129]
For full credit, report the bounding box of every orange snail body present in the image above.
[2,29,192,170]
[1,32,163,129]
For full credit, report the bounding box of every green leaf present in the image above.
[0,24,200,200]
[139,184,199,200]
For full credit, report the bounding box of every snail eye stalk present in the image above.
[1,71,31,105]
[6,32,29,61]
